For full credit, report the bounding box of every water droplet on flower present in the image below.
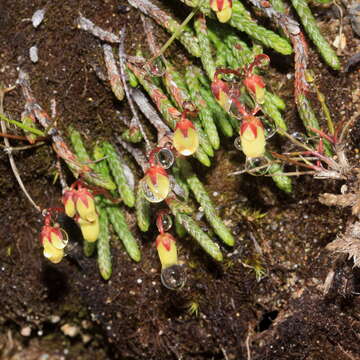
[160,265,186,290]
[264,123,277,139]
[160,214,173,232]
[154,148,174,169]
[140,172,170,203]
[144,57,166,77]
[229,100,243,120]
[234,136,242,151]
[291,132,308,143]
[245,156,270,175]
[140,179,163,203]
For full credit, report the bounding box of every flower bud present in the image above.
[210,0,232,22]
[156,233,178,269]
[243,74,266,104]
[141,166,170,203]
[240,116,266,158]
[211,77,232,113]
[62,188,76,218]
[77,216,100,243]
[173,118,199,156]
[75,188,97,222]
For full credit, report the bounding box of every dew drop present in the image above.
[160,214,173,232]
[144,57,166,77]
[160,265,186,290]
[140,171,170,203]
[291,132,308,143]
[154,148,174,169]
[245,156,270,175]
[234,136,242,151]
[264,123,277,139]
[229,100,243,120]
[140,179,163,203]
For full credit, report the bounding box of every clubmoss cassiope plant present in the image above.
[1,0,352,288]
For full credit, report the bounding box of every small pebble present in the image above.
[29,46,38,63]
[50,315,60,323]
[20,326,32,337]
[61,324,80,338]
[32,9,45,28]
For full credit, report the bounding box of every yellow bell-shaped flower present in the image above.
[210,0,232,23]
[75,188,97,222]
[40,222,68,264]
[156,233,178,269]
[173,118,199,156]
[77,216,100,243]
[62,188,76,218]
[211,76,232,113]
[240,116,266,158]
[141,166,170,203]
[43,238,64,264]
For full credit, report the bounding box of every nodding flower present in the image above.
[156,232,178,270]
[76,215,100,243]
[211,75,232,112]
[243,74,266,105]
[40,220,68,264]
[240,116,266,158]
[62,182,100,243]
[141,166,170,203]
[62,188,76,218]
[74,187,97,222]
[173,116,199,156]
[210,0,233,23]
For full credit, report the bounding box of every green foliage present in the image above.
[168,198,223,262]
[135,184,151,232]
[178,158,235,246]
[107,205,141,262]
[97,206,112,280]
[290,0,340,70]
[102,141,135,208]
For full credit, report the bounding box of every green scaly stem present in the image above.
[107,205,141,262]
[290,0,340,70]
[102,141,135,208]
[135,184,151,232]
[178,158,235,246]
[185,66,220,150]
[97,206,112,280]
[178,0,292,55]
[194,14,216,80]
[167,198,223,261]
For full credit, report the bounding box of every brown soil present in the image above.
[1,0,360,359]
